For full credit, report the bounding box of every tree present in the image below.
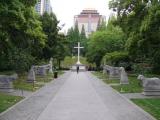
[80,24,87,56]
[67,27,76,56]
[0,0,46,72]
[74,20,80,42]
[109,0,160,73]
[80,25,86,40]
[86,25,124,67]
[54,33,69,69]
[97,18,107,31]
[67,22,82,56]
[40,12,59,59]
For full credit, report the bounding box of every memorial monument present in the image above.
[71,42,86,71]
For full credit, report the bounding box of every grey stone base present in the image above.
[71,69,86,72]
[0,88,14,93]
[120,82,129,85]
[70,64,86,72]
[142,89,160,96]
[26,80,36,83]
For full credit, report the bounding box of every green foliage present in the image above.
[97,19,107,31]
[67,23,88,56]
[86,24,124,67]
[7,48,35,73]
[132,63,152,74]
[109,0,160,73]
[0,0,46,72]
[54,33,70,69]
[80,25,87,56]
[103,51,130,67]
[40,12,59,59]
[74,20,80,42]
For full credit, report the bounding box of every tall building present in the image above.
[35,0,44,15]
[43,0,52,14]
[74,8,106,37]
[35,0,52,15]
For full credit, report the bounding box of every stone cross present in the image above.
[74,42,84,65]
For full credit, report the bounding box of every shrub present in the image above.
[7,48,35,73]
[102,51,131,69]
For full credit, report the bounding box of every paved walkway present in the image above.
[0,72,71,120]
[0,71,156,120]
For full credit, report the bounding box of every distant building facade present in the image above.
[74,9,106,37]
[35,0,52,15]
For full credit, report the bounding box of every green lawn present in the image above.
[92,71,142,93]
[13,73,54,91]
[13,71,65,91]
[0,92,23,113]
[132,99,160,120]
[92,71,121,84]
[61,56,95,68]
[111,74,143,93]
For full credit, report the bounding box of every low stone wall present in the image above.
[27,63,53,83]
[0,74,18,92]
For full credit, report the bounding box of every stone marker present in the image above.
[0,73,18,92]
[49,58,53,74]
[120,67,129,84]
[27,66,36,83]
[137,75,160,96]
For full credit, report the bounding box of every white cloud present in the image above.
[50,0,111,32]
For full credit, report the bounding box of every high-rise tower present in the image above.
[35,0,52,15]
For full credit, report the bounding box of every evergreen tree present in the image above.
[74,20,80,43]
[40,12,59,59]
[97,19,107,31]
[80,25,86,40]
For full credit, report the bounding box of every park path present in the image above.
[0,71,156,120]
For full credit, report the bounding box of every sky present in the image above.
[50,0,112,33]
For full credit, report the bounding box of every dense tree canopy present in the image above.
[0,0,46,72]
[67,23,88,56]
[86,22,124,67]
[40,12,59,59]
[0,0,69,72]
[109,0,160,73]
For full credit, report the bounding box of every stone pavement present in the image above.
[0,71,156,120]
[0,72,71,120]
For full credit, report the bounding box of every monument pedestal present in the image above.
[71,64,86,72]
